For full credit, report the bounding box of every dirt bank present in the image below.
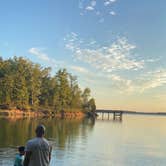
[0,109,44,118]
[0,109,85,119]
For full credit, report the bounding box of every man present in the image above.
[24,125,52,166]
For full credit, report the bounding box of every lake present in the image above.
[0,114,166,166]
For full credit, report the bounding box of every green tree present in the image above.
[88,98,96,112]
[56,69,71,111]
[69,74,82,109]
[38,67,51,107]
[27,64,42,109]
[82,88,91,110]
[13,75,29,109]
[0,56,95,113]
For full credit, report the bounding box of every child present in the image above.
[14,146,25,166]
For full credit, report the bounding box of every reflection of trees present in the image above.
[0,118,35,147]
[0,117,95,149]
[82,117,95,127]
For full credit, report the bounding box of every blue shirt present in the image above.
[14,154,24,166]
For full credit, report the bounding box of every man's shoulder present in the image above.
[27,137,50,146]
[27,137,38,144]
[42,138,49,144]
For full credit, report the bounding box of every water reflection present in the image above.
[1,115,166,166]
[0,117,95,148]
[0,117,95,165]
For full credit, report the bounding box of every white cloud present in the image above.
[79,0,117,20]
[65,34,144,73]
[29,48,50,61]
[28,47,63,67]
[140,69,166,91]
[110,11,116,15]
[105,69,166,93]
[120,69,166,93]
[104,0,117,5]
[107,74,134,93]
[104,1,110,6]
[110,0,117,2]
[146,58,160,63]
[71,32,78,37]
[70,66,89,73]
[65,33,166,93]
[85,6,94,11]
[89,40,97,45]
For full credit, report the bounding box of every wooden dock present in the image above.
[95,110,123,120]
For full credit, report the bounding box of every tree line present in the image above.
[0,57,96,112]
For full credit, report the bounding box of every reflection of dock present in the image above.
[95,110,123,121]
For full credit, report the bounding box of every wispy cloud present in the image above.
[85,6,94,11]
[29,48,50,61]
[104,0,117,6]
[28,47,63,67]
[107,69,166,93]
[107,74,134,93]
[110,11,116,15]
[140,69,166,91]
[70,65,89,73]
[79,0,117,22]
[65,33,144,72]
[64,33,165,93]
[105,69,166,94]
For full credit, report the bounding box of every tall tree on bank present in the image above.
[56,69,71,111]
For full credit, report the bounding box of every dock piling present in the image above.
[95,110,123,121]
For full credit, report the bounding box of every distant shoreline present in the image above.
[124,111,166,116]
[96,110,166,116]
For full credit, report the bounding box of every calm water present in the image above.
[1,114,166,166]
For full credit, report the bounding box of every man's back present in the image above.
[25,137,50,166]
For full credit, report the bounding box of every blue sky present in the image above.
[0,0,166,112]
